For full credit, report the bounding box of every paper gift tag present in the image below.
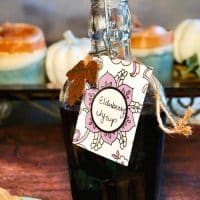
[73,55,153,166]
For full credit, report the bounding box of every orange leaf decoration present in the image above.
[86,60,99,84]
[67,77,85,106]
[66,59,99,106]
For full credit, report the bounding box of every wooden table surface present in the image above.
[0,124,199,200]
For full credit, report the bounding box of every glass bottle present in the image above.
[88,0,132,60]
[60,0,165,199]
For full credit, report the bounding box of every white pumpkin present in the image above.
[46,30,91,86]
[173,19,200,64]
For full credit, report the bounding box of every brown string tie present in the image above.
[152,76,193,137]
[66,57,193,136]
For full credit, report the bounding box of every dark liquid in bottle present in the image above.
[60,95,165,200]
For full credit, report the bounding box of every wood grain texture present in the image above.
[161,125,200,200]
[0,124,199,200]
[0,124,72,200]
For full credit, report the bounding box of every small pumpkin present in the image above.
[173,19,200,64]
[46,30,91,86]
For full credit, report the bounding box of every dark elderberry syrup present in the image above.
[60,0,165,199]
[60,92,165,200]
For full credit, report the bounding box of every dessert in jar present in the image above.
[60,1,165,200]
[0,22,46,84]
[131,25,173,85]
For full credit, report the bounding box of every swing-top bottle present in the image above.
[60,0,165,199]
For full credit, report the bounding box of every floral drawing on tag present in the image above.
[81,70,137,151]
[112,150,129,165]
[73,55,153,166]
[130,60,141,77]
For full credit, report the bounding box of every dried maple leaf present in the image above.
[67,60,86,81]
[67,78,85,106]
[66,59,99,106]
[86,60,99,84]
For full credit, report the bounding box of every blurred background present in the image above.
[0,0,199,124]
[0,0,199,43]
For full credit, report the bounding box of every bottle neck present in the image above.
[89,0,132,60]
[60,0,132,105]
